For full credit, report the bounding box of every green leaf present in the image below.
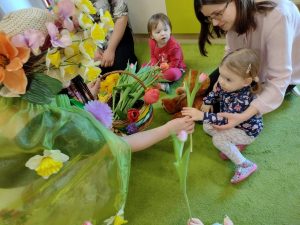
[21,73,62,104]
[172,133,184,161]
[174,149,190,192]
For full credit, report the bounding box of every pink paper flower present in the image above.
[144,88,160,104]
[46,22,72,48]
[57,0,76,31]
[11,29,45,55]
[84,100,113,128]
[198,73,208,83]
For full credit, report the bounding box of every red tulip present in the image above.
[144,88,160,104]
[127,108,140,123]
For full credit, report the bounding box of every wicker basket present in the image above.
[100,70,154,135]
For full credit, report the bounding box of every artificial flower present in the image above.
[76,0,97,15]
[25,149,69,179]
[79,39,97,59]
[126,123,138,135]
[46,48,61,68]
[11,29,46,55]
[82,221,93,225]
[100,10,114,31]
[177,130,188,142]
[98,93,110,103]
[80,60,101,81]
[144,88,160,104]
[0,32,30,95]
[127,108,140,123]
[84,100,113,128]
[46,22,72,48]
[78,13,94,29]
[113,215,128,225]
[57,0,76,31]
[91,23,106,43]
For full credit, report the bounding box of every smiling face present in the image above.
[218,64,251,92]
[150,21,171,48]
[201,1,236,31]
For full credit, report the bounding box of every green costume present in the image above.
[0,95,131,225]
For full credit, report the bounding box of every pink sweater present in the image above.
[226,0,300,114]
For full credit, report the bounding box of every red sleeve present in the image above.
[149,39,158,65]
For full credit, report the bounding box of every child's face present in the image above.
[151,21,171,47]
[218,65,252,92]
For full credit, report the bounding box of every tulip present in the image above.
[144,88,160,104]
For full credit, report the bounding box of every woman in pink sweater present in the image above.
[194,0,300,129]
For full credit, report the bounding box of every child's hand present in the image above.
[187,218,204,225]
[87,78,101,99]
[181,107,204,121]
[160,62,169,70]
[200,104,213,112]
[166,116,195,135]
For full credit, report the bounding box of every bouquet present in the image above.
[0,0,114,104]
[94,63,161,134]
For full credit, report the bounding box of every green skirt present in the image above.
[0,95,131,225]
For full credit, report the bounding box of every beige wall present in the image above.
[127,0,167,34]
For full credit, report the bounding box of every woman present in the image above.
[93,0,138,73]
[194,0,300,129]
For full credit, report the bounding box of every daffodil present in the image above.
[46,49,62,68]
[75,0,97,15]
[79,39,97,59]
[100,10,114,31]
[91,23,106,44]
[78,13,94,29]
[113,215,127,225]
[25,150,69,179]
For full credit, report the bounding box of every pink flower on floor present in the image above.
[82,221,93,225]
[144,88,160,104]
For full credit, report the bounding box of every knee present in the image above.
[163,68,182,81]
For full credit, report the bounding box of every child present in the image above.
[147,13,186,93]
[182,48,263,184]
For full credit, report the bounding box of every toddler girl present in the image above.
[147,13,186,92]
[182,48,263,184]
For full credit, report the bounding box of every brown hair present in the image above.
[194,0,277,56]
[147,13,172,35]
[221,48,262,93]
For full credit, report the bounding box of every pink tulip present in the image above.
[198,73,208,83]
[82,221,93,225]
[144,88,160,104]
[177,130,188,142]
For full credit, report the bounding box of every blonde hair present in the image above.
[147,13,172,36]
[221,48,262,93]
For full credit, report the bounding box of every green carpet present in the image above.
[125,42,300,225]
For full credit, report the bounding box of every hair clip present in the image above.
[246,64,252,74]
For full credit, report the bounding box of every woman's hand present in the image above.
[187,218,204,225]
[166,116,195,134]
[181,107,204,121]
[100,48,115,67]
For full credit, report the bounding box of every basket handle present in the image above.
[100,70,147,90]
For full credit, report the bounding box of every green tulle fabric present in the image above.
[0,95,131,225]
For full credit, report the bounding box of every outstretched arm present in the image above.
[123,117,195,152]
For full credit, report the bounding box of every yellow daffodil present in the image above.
[101,10,114,30]
[76,0,96,14]
[91,23,106,43]
[113,215,128,225]
[25,150,69,179]
[60,64,79,81]
[78,13,94,29]
[85,66,101,81]
[105,73,119,83]
[98,93,110,103]
[79,39,97,59]
[46,48,61,68]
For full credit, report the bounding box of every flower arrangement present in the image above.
[95,63,161,134]
[0,0,114,104]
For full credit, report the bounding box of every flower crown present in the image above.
[0,0,114,104]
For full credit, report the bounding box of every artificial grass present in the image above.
[125,42,300,225]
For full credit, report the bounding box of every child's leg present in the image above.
[211,128,254,165]
[203,122,217,136]
[162,68,183,81]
